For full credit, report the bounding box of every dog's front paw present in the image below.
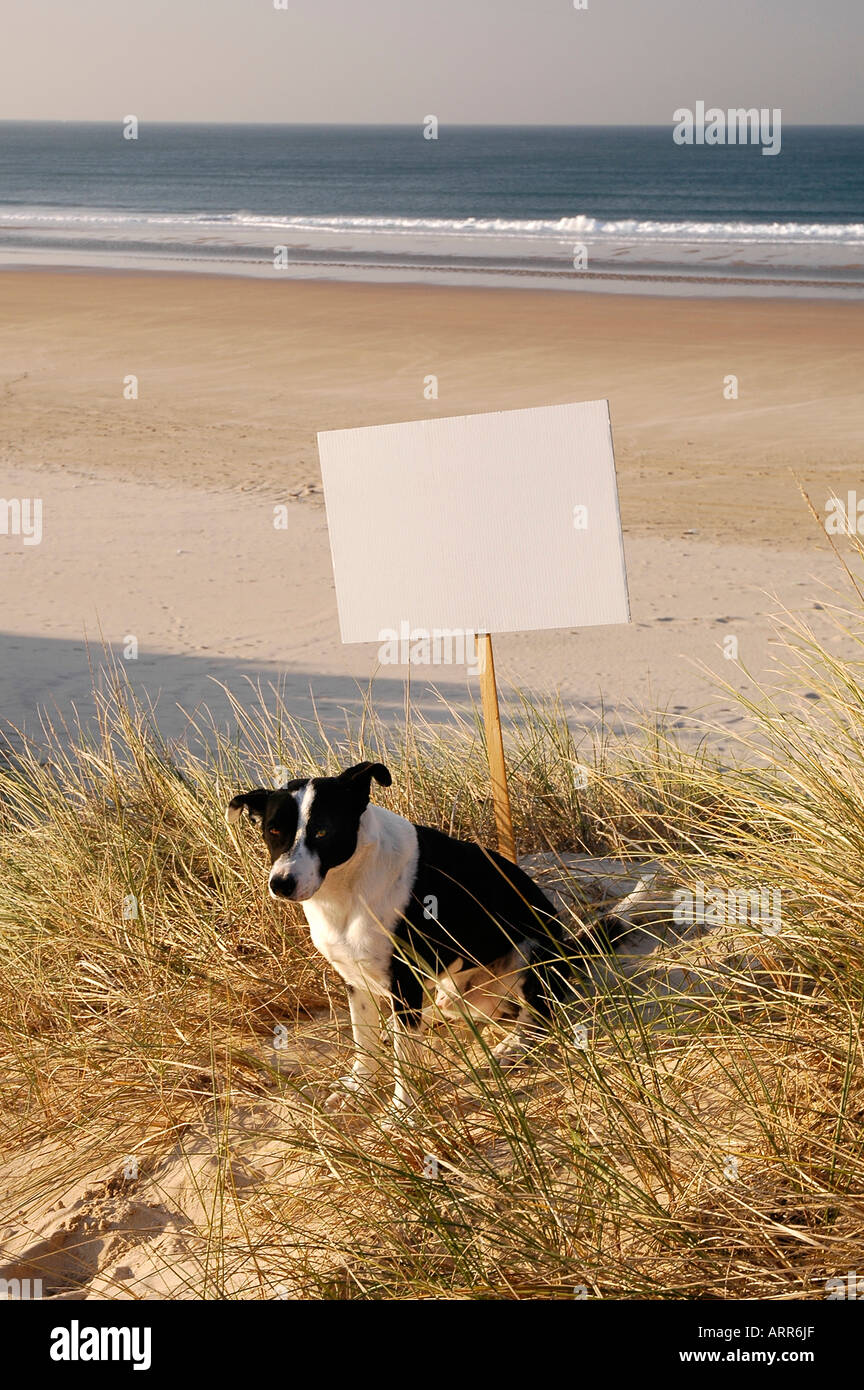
[323,1074,364,1112]
[490,1033,532,1068]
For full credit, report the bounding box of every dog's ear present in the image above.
[337,761,392,792]
[225,789,271,827]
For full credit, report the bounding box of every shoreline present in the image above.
[1,252,862,300]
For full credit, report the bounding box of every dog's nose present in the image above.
[269,872,297,900]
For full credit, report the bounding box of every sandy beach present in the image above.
[1,270,862,753]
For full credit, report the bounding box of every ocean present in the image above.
[0,122,862,296]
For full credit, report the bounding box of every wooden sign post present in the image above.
[479,632,516,862]
[317,401,630,864]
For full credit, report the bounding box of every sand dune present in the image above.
[0,856,768,1300]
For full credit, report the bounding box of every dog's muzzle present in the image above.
[268,872,298,900]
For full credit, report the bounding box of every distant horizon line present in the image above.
[2,118,863,129]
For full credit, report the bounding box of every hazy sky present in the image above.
[3,0,862,124]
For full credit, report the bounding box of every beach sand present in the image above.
[1,270,862,752]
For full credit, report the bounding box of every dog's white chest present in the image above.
[300,804,419,997]
[304,901,393,996]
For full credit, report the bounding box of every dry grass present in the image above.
[2,587,864,1300]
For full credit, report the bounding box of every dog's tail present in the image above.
[573,873,660,955]
[525,875,657,1010]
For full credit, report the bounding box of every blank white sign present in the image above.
[317,400,630,643]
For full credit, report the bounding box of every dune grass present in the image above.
[1,586,864,1300]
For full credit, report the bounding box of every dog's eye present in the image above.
[312,827,328,840]
[268,828,280,837]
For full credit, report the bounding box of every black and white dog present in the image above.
[227,761,617,1117]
